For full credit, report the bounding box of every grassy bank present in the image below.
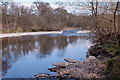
[89,41,120,78]
[105,56,120,78]
[1,27,81,33]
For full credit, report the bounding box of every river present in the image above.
[1,30,92,78]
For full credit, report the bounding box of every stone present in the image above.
[64,58,79,63]
[34,73,50,78]
[35,56,105,78]
[48,66,65,72]
[52,62,69,67]
[88,56,96,60]
[57,68,71,76]
[87,73,98,78]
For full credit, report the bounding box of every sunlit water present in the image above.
[2,32,92,78]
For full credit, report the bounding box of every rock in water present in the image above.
[53,62,69,67]
[57,68,71,76]
[64,58,79,63]
[34,73,50,78]
[88,56,96,60]
[48,66,65,72]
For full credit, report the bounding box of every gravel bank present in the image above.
[35,56,105,79]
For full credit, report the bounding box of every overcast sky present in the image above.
[8,0,119,3]
[13,0,70,3]
[4,0,118,14]
[12,0,80,13]
[12,0,71,8]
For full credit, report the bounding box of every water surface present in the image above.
[2,33,92,78]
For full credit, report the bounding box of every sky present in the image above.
[10,0,80,13]
[11,0,70,8]
[2,0,119,14]
[3,0,119,3]
[1,0,80,13]
[13,0,71,3]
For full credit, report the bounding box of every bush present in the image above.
[105,56,120,78]
[4,29,13,33]
[104,42,120,56]
[15,28,23,32]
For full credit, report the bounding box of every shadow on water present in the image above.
[1,33,92,78]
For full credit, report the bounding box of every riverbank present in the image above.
[34,56,105,78]
[88,41,120,78]
[34,41,120,79]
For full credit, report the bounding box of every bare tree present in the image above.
[113,1,120,36]
[2,2,9,30]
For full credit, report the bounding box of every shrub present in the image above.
[105,56,120,78]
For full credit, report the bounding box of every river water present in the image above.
[2,31,92,78]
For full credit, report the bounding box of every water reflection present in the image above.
[2,35,92,78]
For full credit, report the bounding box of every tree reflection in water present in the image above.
[1,35,91,78]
